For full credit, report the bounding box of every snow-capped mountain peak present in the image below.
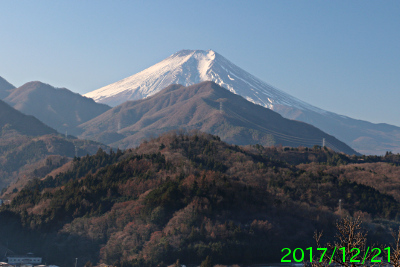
[84,49,324,114]
[83,49,400,155]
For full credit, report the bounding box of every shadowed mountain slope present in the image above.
[5,81,111,135]
[79,81,358,155]
[0,76,16,99]
[0,99,108,190]
[0,99,56,136]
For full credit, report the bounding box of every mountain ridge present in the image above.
[84,49,324,114]
[79,81,358,155]
[0,76,16,99]
[5,81,111,135]
[0,98,57,136]
[83,49,400,155]
[0,98,108,190]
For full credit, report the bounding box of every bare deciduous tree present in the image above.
[305,217,381,267]
[383,226,400,267]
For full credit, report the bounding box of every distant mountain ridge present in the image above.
[5,81,111,135]
[83,49,400,155]
[79,81,358,155]
[0,76,15,99]
[0,98,108,190]
[0,99,56,136]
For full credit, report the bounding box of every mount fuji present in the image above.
[85,50,400,155]
[85,50,322,112]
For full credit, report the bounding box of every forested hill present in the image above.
[0,99,108,190]
[1,131,400,267]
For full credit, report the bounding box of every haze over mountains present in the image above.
[0,76,15,99]
[0,99,107,189]
[2,81,111,135]
[0,78,111,191]
[84,49,400,155]
[79,81,358,155]
[2,47,399,155]
[0,98,56,136]
[0,75,356,155]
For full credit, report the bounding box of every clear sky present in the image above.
[0,1,399,125]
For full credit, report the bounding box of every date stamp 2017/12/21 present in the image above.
[282,247,391,264]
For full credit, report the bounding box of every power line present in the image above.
[325,140,341,153]
[224,104,345,153]
[225,105,323,145]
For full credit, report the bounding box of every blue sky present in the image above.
[0,1,399,125]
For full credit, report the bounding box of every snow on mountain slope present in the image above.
[84,49,400,155]
[84,49,325,114]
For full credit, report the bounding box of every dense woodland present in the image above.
[1,131,400,266]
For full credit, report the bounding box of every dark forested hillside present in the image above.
[0,99,108,191]
[0,131,399,267]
